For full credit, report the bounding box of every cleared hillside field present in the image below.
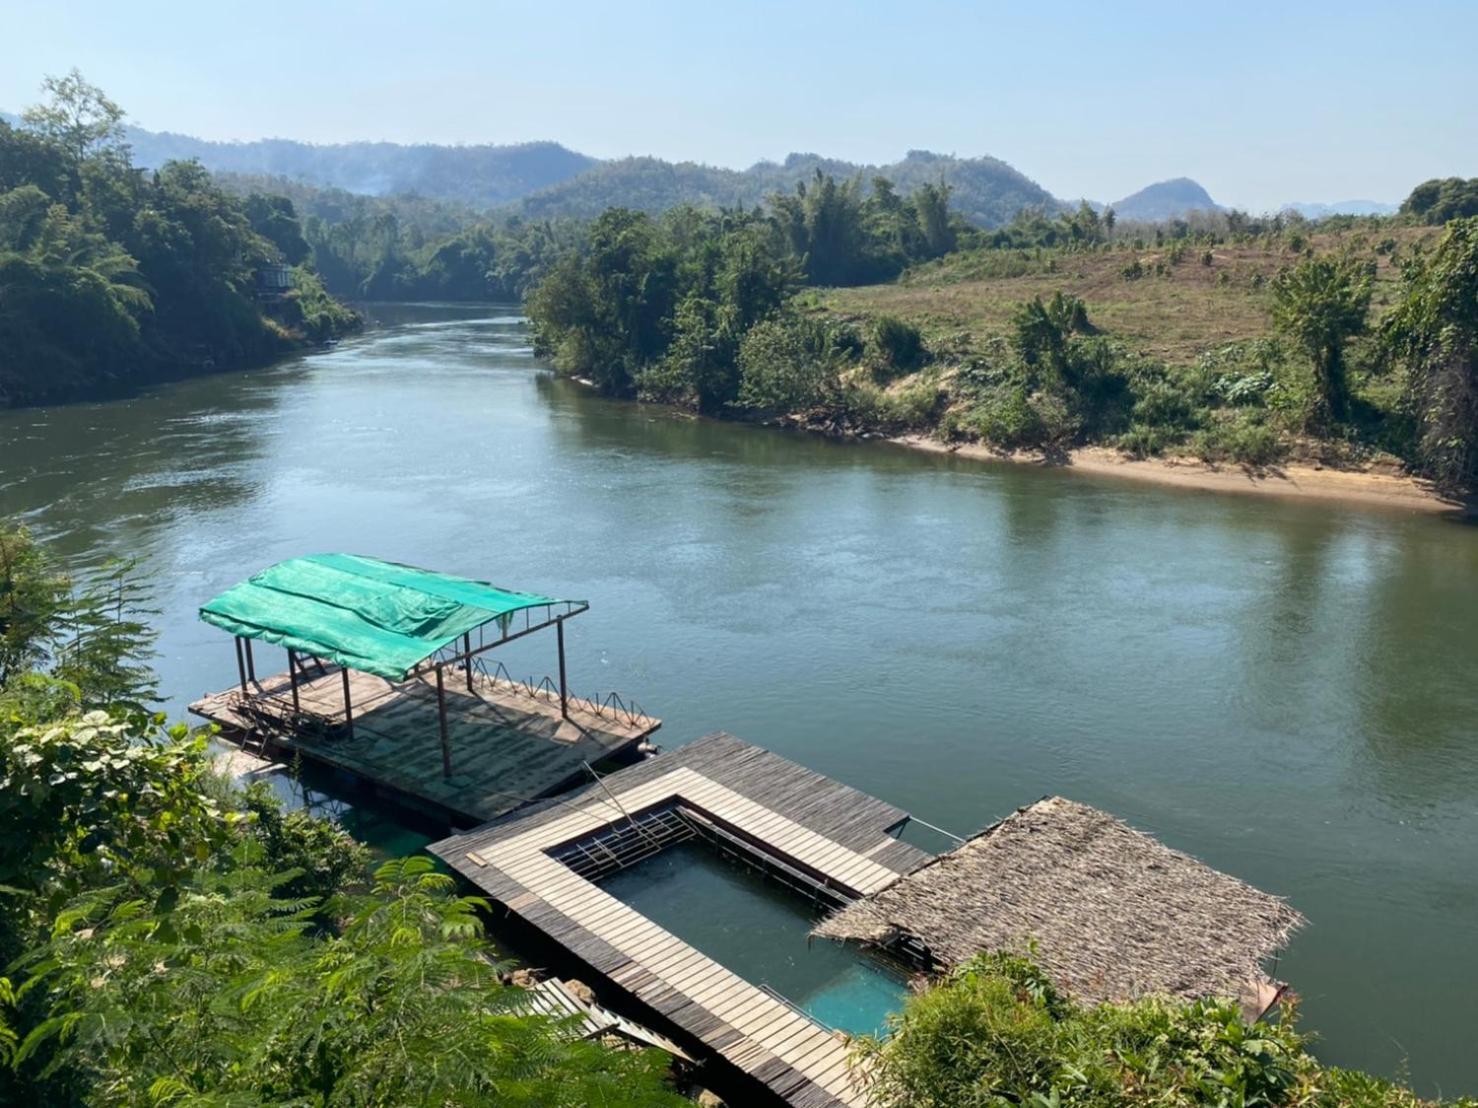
[817,225,1436,366]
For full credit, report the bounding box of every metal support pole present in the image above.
[244,638,256,683]
[557,619,569,720]
[341,665,354,739]
[288,649,300,715]
[464,632,473,691]
[437,664,452,778]
[234,637,248,696]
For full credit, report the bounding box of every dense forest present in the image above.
[0,74,358,406]
[508,149,1061,226]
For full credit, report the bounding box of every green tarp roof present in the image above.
[200,553,571,681]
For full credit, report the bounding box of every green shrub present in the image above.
[865,315,927,382]
[1130,378,1202,431]
[735,314,858,414]
[1215,370,1277,407]
[1118,423,1181,457]
[242,781,371,909]
[1192,415,1287,467]
[1121,258,1145,281]
[280,267,362,342]
[965,384,1045,449]
[856,953,1471,1108]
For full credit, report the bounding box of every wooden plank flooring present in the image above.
[432,734,933,1108]
[190,665,660,824]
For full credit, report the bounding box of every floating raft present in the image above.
[431,733,932,1108]
[191,664,659,825]
[191,555,660,826]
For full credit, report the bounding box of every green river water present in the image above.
[2,303,1476,1094]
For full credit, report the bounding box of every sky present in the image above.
[2,0,1475,212]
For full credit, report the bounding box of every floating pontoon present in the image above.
[190,554,659,825]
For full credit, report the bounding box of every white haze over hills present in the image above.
[0,111,1402,223]
[1282,200,1400,218]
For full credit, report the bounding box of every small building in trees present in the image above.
[253,263,294,299]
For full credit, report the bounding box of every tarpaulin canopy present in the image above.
[199,553,575,681]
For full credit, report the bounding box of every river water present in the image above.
[2,303,1475,1094]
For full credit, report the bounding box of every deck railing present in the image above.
[469,657,653,728]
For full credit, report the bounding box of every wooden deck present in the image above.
[431,734,933,1108]
[190,665,660,825]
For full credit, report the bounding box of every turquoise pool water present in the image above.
[597,840,908,1036]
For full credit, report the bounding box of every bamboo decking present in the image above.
[431,733,933,1108]
[190,664,660,825]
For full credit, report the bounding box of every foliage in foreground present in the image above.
[0,523,683,1107]
[856,953,1473,1108]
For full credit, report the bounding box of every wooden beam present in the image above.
[436,664,452,778]
[407,602,590,677]
[342,665,354,739]
[557,619,569,720]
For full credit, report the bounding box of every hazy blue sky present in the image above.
[3,0,1474,211]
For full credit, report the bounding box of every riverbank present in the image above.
[893,434,1465,514]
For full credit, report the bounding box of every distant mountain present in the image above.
[1109,178,1219,222]
[1281,199,1398,219]
[0,110,1197,229]
[512,149,1060,227]
[123,129,598,208]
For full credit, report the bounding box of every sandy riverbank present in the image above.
[893,434,1467,515]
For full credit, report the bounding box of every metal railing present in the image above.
[552,805,697,881]
[464,658,653,728]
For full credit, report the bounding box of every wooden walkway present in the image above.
[190,665,660,825]
[431,734,932,1107]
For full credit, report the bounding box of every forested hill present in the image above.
[512,150,1063,226]
[1109,177,1220,221]
[0,81,359,407]
[3,112,1063,228]
[125,130,599,209]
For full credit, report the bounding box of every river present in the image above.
[2,303,1475,1094]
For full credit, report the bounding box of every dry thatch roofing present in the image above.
[812,796,1305,1008]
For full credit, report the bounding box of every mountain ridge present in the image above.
[0,111,1397,224]
[1109,177,1220,221]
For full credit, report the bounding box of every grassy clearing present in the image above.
[814,226,1436,368]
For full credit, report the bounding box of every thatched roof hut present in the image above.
[812,797,1304,1014]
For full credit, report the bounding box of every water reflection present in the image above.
[2,306,1478,1094]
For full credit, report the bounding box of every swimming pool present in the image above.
[597,839,908,1036]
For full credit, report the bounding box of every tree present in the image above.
[14,852,685,1107]
[1402,177,1478,225]
[20,69,126,168]
[1270,256,1372,426]
[243,192,311,265]
[1385,217,1478,490]
[771,171,868,286]
[1011,292,1090,378]
[912,181,956,258]
[0,522,68,690]
[736,314,857,414]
